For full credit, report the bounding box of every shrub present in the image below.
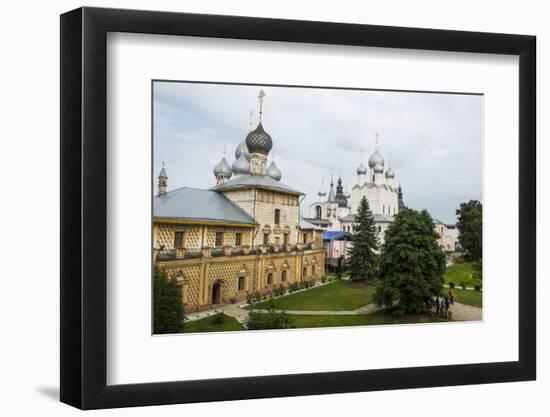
[245,310,294,330]
[212,314,225,325]
[336,272,342,280]
[454,256,466,264]
[460,281,466,290]
[449,281,455,289]
[472,271,482,281]
[474,284,482,291]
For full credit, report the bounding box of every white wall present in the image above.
[0,0,545,416]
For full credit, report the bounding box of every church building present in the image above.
[153,90,325,312]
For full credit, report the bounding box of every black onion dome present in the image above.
[245,123,273,155]
[334,177,348,207]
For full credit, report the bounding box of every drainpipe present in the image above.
[298,194,306,282]
[251,188,260,295]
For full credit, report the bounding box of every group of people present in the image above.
[435,289,454,320]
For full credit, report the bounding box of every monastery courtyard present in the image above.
[183,275,483,333]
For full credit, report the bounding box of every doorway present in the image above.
[212,281,222,304]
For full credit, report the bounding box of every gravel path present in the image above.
[449,302,482,321]
[187,300,482,326]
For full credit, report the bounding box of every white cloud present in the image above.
[153,81,482,223]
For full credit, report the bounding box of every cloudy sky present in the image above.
[153,81,483,224]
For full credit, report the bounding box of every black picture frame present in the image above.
[60,6,536,410]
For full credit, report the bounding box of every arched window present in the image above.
[315,205,322,219]
[378,226,382,232]
[382,205,385,214]
[327,208,331,217]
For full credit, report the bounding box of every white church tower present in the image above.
[350,132,399,217]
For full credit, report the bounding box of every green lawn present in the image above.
[183,313,244,333]
[444,261,481,287]
[287,311,446,329]
[444,288,483,308]
[248,280,375,311]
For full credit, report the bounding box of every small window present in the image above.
[238,276,245,291]
[283,234,289,245]
[235,232,242,246]
[378,226,382,232]
[263,233,269,245]
[303,233,307,243]
[315,205,322,219]
[281,271,287,282]
[327,208,331,216]
[303,267,307,278]
[215,231,224,247]
[267,273,273,285]
[274,209,280,225]
[174,231,185,248]
[312,265,316,276]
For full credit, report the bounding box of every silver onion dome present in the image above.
[232,153,250,175]
[385,167,395,178]
[213,157,232,179]
[235,141,250,161]
[368,149,385,169]
[356,163,367,175]
[246,123,273,155]
[266,160,282,181]
[373,162,384,174]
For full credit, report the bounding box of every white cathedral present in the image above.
[306,134,404,241]
[304,135,460,267]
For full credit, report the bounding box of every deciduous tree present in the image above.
[154,269,185,334]
[374,208,446,314]
[456,200,483,262]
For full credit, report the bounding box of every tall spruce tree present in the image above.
[348,196,379,282]
[154,269,185,334]
[374,208,446,314]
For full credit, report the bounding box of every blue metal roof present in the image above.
[154,187,255,225]
[323,231,352,242]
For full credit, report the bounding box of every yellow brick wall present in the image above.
[154,222,254,251]
[155,223,203,251]
[204,227,253,247]
[157,249,326,311]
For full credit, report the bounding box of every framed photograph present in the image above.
[60,7,536,409]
